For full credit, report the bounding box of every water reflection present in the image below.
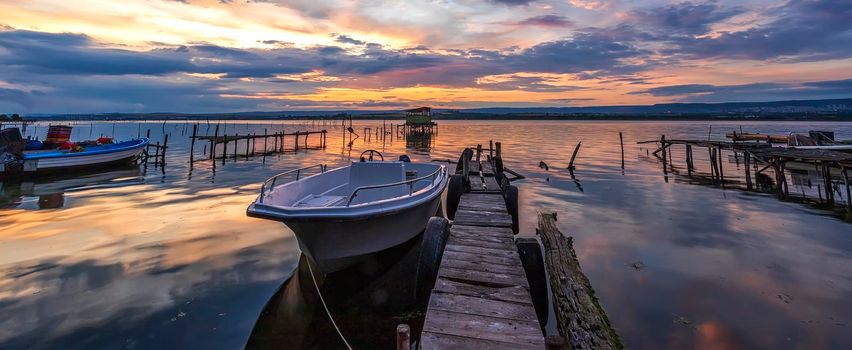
[0,120,850,349]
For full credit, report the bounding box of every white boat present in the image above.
[247,157,449,273]
[1,138,148,177]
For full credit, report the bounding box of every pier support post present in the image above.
[396,324,410,350]
[189,124,197,162]
[619,132,624,169]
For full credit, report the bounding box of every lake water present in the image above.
[1,120,851,349]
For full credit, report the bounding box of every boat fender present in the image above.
[515,237,549,331]
[415,217,451,305]
[398,154,411,162]
[455,148,473,174]
[446,174,466,220]
[504,185,520,234]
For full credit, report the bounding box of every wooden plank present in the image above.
[433,277,533,305]
[439,266,529,288]
[444,243,518,258]
[443,249,520,267]
[429,293,538,321]
[483,176,501,191]
[441,255,527,276]
[421,331,540,350]
[447,236,513,250]
[457,197,507,212]
[469,176,485,191]
[451,227,513,241]
[453,209,513,227]
[422,309,544,347]
[480,160,495,176]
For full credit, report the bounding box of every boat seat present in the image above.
[294,195,347,208]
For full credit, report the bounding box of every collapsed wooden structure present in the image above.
[188,123,327,164]
[639,135,852,216]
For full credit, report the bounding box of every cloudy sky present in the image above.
[0,0,850,113]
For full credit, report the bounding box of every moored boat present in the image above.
[1,127,148,179]
[247,151,449,273]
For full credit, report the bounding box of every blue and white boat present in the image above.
[2,138,149,176]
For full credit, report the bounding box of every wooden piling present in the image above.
[619,132,624,169]
[537,212,623,349]
[189,124,197,162]
[396,324,410,350]
[568,142,581,170]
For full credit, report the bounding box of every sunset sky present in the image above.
[0,0,850,113]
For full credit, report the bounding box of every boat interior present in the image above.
[263,161,443,208]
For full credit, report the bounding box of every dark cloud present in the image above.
[334,34,366,45]
[631,79,852,102]
[517,15,574,28]
[664,0,852,61]
[630,1,744,35]
[506,33,647,75]
[0,87,40,109]
[488,0,536,5]
[476,75,585,92]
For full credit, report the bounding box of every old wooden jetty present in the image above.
[639,135,852,215]
[188,123,327,163]
[420,144,545,349]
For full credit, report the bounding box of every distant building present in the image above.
[405,107,433,125]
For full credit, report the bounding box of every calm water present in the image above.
[1,120,851,349]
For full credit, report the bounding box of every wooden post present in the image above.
[537,212,624,349]
[843,166,851,215]
[211,123,220,159]
[568,142,581,170]
[489,140,494,160]
[744,152,753,190]
[660,135,667,169]
[495,142,502,158]
[245,136,250,158]
[396,324,410,350]
[161,134,168,164]
[222,136,229,164]
[475,144,482,162]
[153,141,160,164]
[189,124,197,162]
[619,132,624,169]
[294,132,299,151]
[717,147,724,183]
[686,144,693,177]
[233,134,238,159]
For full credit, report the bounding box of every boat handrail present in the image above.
[260,164,327,202]
[345,166,445,207]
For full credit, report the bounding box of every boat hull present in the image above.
[1,139,147,179]
[281,190,442,273]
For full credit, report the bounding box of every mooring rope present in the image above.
[306,261,353,350]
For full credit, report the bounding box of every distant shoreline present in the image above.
[12,113,852,122]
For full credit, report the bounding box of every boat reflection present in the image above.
[248,233,425,349]
[1,165,143,210]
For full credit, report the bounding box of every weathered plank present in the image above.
[450,227,513,243]
[443,242,518,258]
[480,160,495,177]
[483,176,501,191]
[421,331,540,350]
[440,255,528,276]
[457,196,507,212]
[447,236,513,250]
[433,277,533,304]
[429,293,538,321]
[443,249,520,267]
[453,209,513,227]
[422,309,545,346]
[439,266,529,288]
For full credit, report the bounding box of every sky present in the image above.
[0,0,851,113]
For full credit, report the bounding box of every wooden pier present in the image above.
[420,148,545,349]
[188,123,327,163]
